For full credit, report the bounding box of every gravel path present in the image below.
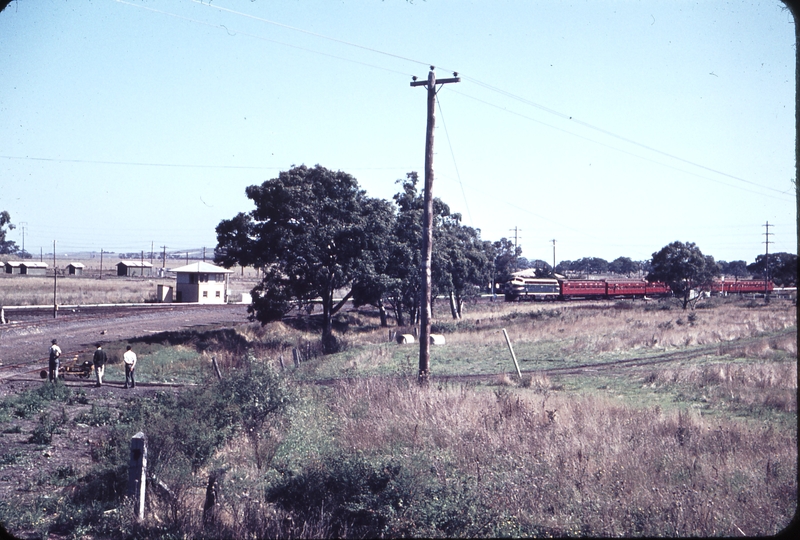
[0,304,250,382]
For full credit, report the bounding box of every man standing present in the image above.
[93,343,107,387]
[48,339,62,382]
[123,345,137,389]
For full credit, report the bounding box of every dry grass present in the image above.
[319,376,796,536]
[424,300,797,358]
[0,275,173,305]
[0,272,260,306]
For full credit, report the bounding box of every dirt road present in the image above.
[0,304,250,376]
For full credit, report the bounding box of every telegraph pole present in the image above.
[551,239,557,273]
[19,222,26,255]
[510,227,521,272]
[411,66,460,384]
[53,240,58,319]
[763,221,773,300]
[100,249,104,279]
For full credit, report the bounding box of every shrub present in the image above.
[28,413,58,445]
[266,455,404,538]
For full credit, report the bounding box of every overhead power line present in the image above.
[117,0,790,200]
[436,95,473,227]
[462,77,790,197]
[448,90,791,202]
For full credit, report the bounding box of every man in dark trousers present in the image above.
[48,339,62,382]
[123,345,137,388]
[93,343,107,387]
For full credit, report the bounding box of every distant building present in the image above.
[66,263,85,276]
[4,261,22,274]
[169,261,232,304]
[117,261,153,277]
[20,262,48,276]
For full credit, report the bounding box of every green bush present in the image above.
[73,404,118,427]
[9,382,73,419]
[266,454,404,538]
[28,413,58,445]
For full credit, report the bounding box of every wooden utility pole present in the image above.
[100,249,104,280]
[411,66,460,384]
[763,221,773,300]
[551,239,557,272]
[19,222,26,254]
[52,240,57,318]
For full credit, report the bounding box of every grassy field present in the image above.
[0,272,260,306]
[0,296,795,538]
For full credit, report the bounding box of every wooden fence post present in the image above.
[292,348,300,367]
[127,432,147,520]
[279,355,285,370]
[211,356,222,380]
[501,328,522,380]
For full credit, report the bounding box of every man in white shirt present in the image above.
[123,345,137,389]
[48,339,62,382]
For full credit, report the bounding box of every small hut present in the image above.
[4,261,22,274]
[20,262,48,276]
[117,261,153,277]
[66,263,85,276]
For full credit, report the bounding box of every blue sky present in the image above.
[0,0,795,266]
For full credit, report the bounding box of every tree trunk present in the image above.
[377,299,388,327]
[394,300,405,327]
[449,291,460,320]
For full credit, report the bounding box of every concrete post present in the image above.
[501,328,523,380]
[128,432,147,520]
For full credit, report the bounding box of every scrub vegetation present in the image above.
[0,296,795,538]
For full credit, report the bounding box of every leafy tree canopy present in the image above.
[353,172,493,323]
[647,241,720,309]
[0,210,20,255]
[717,260,749,278]
[609,256,639,276]
[215,165,393,348]
[493,237,521,284]
[747,252,797,286]
[570,257,609,275]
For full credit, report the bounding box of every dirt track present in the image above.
[0,304,250,382]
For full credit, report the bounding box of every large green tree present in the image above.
[492,237,522,285]
[432,210,493,319]
[747,252,797,286]
[352,173,424,327]
[717,260,749,278]
[215,165,393,350]
[570,257,609,275]
[352,172,493,323]
[609,256,639,276]
[0,210,19,255]
[647,241,720,309]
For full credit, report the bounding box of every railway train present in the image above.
[502,275,773,302]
